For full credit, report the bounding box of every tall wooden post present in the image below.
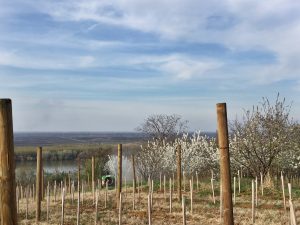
[117,144,122,207]
[216,103,234,225]
[132,154,137,192]
[177,144,182,202]
[36,146,42,222]
[0,99,17,225]
[92,156,95,202]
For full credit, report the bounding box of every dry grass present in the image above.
[17,182,293,225]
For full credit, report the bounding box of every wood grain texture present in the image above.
[216,103,234,225]
[0,99,17,225]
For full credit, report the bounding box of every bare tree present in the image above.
[230,94,296,177]
[136,114,188,143]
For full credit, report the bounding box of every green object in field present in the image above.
[101,175,115,187]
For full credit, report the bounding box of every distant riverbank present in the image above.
[15,142,141,162]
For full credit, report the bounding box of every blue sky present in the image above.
[1,0,300,132]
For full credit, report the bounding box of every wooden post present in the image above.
[260,172,263,196]
[160,172,162,191]
[0,99,17,225]
[233,177,236,205]
[95,190,99,225]
[77,160,80,225]
[132,179,135,210]
[164,175,166,200]
[289,200,297,225]
[288,183,292,201]
[61,188,65,225]
[196,171,199,191]
[182,196,186,225]
[183,171,186,192]
[92,156,95,203]
[281,172,286,210]
[251,180,255,224]
[216,103,234,225]
[105,182,108,208]
[54,180,57,202]
[117,144,122,207]
[132,155,137,192]
[118,193,122,225]
[238,170,241,193]
[148,194,152,225]
[47,182,50,222]
[26,187,29,220]
[169,178,172,213]
[36,146,42,222]
[211,178,216,204]
[177,145,182,202]
[190,179,193,214]
[255,177,258,206]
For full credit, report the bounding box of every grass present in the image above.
[17,178,294,225]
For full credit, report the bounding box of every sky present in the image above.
[1,0,300,132]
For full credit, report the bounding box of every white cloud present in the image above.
[159,56,222,80]
[29,0,300,83]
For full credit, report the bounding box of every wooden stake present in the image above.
[196,171,199,191]
[133,179,135,210]
[288,183,292,201]
[289,200,297,225]
[77,160,80,225]
[164,175,166,200]
[72,181,75,204]
[92,156,95,203]
[61,188,65,225]
[169,178,172,213]
[281,172,286,210]
[54,180,57,202]
[118,193,122,225]
[125,177,127,198]
[177,144,182,202]
[148,194,152,225]
[105,181,108,208]
[26,187,29,220]
[217,103,234,225]
[182,196,186,225]
[117,144,122,207]
[190,179,193,214]
[36,146,42,222]
[132,154,137,192]
[47,182,50,222]
[260,172,263,196]
[252,180,255,224]
[160,172,162,191]
[238,170,241,193]
[16,187,19,215]
[95,189,99,225]
[211,178,216,204]
[233,177,236,205]
[255,177,258,206]
[183,171,186,192]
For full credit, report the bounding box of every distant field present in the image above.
[15,142,141,155]
[14,132,146,147]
